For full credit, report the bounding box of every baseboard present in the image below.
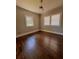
[41,30,63,35]
[16,29,40,38]
[16,29,63,38]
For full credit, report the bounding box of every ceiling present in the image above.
[16,0,63,14]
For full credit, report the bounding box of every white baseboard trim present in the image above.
[41,30,63,35]
[16,29,63,38]
[16,29,40,38]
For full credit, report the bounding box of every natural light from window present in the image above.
[44,16,50,26]
[25,16,34,27]
[51,14,60,26]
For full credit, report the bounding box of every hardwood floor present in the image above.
[16,31,63,59]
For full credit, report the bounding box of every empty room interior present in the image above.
[16,0,63,59]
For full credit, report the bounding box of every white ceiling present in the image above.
[16,0,63,14]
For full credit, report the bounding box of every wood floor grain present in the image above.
[16,31,63,59]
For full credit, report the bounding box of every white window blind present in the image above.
[25,16,34,27]
[44,16,50,26]
[51,14,60,26]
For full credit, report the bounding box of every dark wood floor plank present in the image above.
[16,31,63,59]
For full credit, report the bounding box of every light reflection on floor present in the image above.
[24,35,58,55]
[24,36,36,53]
[16,32,63,59]
[25,35,58,52]
[50,39,58,52]
[44,36,58,52]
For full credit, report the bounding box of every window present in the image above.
[51,14,60,26]
[25,16,34,27]
[44,16,50,26]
